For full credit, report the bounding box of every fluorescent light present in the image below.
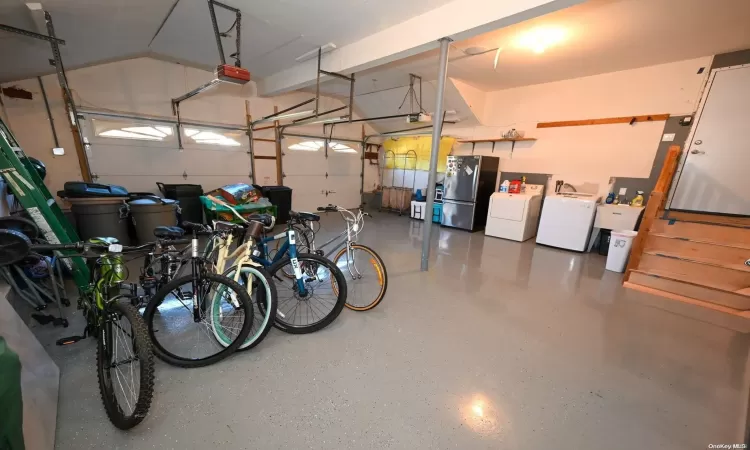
[515,27,566,54]
[26,3,43,10]
[295,43,337,62]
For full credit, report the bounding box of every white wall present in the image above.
[1,57,375,196]
[447,56,711,195]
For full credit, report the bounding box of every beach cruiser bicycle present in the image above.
[304,205,388,311]
[203,195,347,334]
[201,216,278,350]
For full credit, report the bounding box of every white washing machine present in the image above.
[535,193,601,251]
[485,184,544,242]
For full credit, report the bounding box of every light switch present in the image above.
[52,147,64,156]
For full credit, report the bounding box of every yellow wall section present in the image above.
[382,137,454,171]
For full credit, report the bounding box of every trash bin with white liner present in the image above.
[606,230,638,272]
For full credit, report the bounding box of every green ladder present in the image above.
[0,118,90,289]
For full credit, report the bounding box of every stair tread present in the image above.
[649,232,750,250]
[631,269,750,296]
[643,250,750,272]
[624,281,750,322]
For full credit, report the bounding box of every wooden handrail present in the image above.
[624,145,681,281]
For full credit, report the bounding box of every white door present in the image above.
[82,115,252,194]
[282,138,362,212]
[670,65,750,215]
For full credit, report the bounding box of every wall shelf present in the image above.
[457,137,537,155]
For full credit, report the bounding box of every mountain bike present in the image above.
[201,218,277,350]
[0,229,154,430]
[203,196,348,334]
[310,205,388,311]
[140,223,255,367]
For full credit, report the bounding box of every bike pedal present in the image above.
[56,335,85,346]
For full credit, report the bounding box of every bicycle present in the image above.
[140,223,256,368]
[0,229,154,430]
[203,195,348,334]
[202,218,277,350]
[310,205,388,311]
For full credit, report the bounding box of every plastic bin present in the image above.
[68,197,131,244]
[606,230,638,272]
[128,196,179,244]
[262,186,292,223]
[157,183,204,224]
[432,203,443,224]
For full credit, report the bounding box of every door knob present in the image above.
[690,149,705,155]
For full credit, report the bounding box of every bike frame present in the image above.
[307,207,366,280]
[251,224,308,295]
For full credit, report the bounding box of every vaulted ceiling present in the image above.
[0,0,456,82]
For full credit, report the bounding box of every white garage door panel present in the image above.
[83,115,251,194]
[285,175,325,213]
[328,175,361,209]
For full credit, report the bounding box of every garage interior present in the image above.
[1,0,750,448]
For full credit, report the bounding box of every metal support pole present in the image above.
[348,73,355,123]
[315,47,321,116]
[420,37,451,272]
[38,77,59,147]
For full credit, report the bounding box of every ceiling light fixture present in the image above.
[295,43,337,63]
[515,27,566,54]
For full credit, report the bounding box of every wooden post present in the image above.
[623,145,681,281]
[273,106,283,185]
[62,89,92,182]
[244,100,256,185]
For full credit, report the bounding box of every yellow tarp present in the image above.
[382,136,454,172]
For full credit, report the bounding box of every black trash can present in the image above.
[598,229,611,256]
[262,186,292,223]
[157,183,204,224]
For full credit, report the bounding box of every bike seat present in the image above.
[246,214,274,228]
[290,211,320,222]
[153,226,185,239]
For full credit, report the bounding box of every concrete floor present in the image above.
[30,212,749,449]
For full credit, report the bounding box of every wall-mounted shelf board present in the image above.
[537,114,670,128]
[458,137,537,155]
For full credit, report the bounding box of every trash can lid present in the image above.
[67,197,128,205]
[128,197,177,206]
[611,230,638,237]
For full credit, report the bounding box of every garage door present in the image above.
[282,137,362,212]
[81,115,253,194]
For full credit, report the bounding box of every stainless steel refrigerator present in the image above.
[440,155,500,231]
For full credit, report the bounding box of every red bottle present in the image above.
[509,180,522,194]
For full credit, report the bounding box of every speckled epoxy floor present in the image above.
[31,212,749,449]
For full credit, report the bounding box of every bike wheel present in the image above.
[143,273,253,368]
[269,253,347,334]
[97,300,155,430]
[278,226,311,278]
[333,244,388,311]
[216,265,277,351]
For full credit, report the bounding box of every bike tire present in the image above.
[217,265,277,351]
[97,301,155,430]
[269,253,347,334]
[143,272,253,368]
[333,244,388,311]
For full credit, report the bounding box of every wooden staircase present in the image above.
[623,146,750,328]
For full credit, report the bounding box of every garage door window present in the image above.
[93,118,174,142]
[183,127,243,147]
[288,140,357,153]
